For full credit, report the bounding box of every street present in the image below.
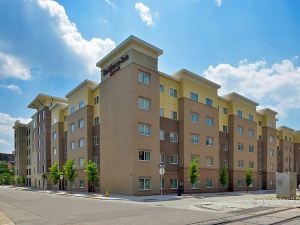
[0,187,300,225]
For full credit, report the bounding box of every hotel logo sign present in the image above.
[103,54,129,76]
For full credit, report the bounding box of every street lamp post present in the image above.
[158,163,165,196]
[60,174,64,191]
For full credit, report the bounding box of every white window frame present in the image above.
[206,117,214,127]
[139,123,151,136]
[138,97,150,111]
[169,88,177,98]
[160,130,165,140]
[79,100,85,109]
[138,150,151,161]
[191,112,199,123]
[79,138,84,148]
[190,91,199,102]
[206,98,213,107]
[206,136,214,146]
[139,178,151,190]
[191,134,200,144]
[78,119,84,129]
[170,154,179,164]
[138,71,151,85]
[170,132,178,142]
[170,179,178,189]
[170,111,177,120]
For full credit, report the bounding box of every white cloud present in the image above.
[215,0,222,7]
[37,0,116,76]
[0,0,116,79]
[104,0,116,9]
[0,52,31,80]
[0,83,22,94]
[135,2,154,26]
[203,59,300,118]
[0,112,31,153]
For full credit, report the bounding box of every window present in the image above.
[94,117,100,126]
[206,136,214,146]
[79,158,84,168]
[170,179,178,189]
[238,143,244,151]
[70,106,75,114]
[78,119,84,129]
[170,111,177,120]
[224,143,229,151]
[160,130,165,140]
[139,123,151,136]
[248,114,253,121]
[138,71,151,85]
[53,132,57,140]
[160,108,164,117]
[70,141,75,150]
[53,148,57,156]
[94,96,99,105]
[248,145,254,153]
[170,155,179,164]
[248,129,254,138]
[79,100,85,109]
[223,125,228,133]
[206,117,214,127]
[270,149,274,157]
[38,127,40,135]
[223,107,228,114]
[206,179,213,188]
[139,150,150,161]
[237,110,243,118]
[249,161,254,169]
[269,121,274,128]
[80,180,84,188]
[190,92,198,101]
[206,98,213,107]
[237,179,243,187]
[42,111,45,119]
[206,157,214,167]
[259,121,262,126]
[79,138,84,148]
[139,178,151,190]
[191,180,199,189]
[170,132,178,142]
[238,160,244,168]
[191,155,199,163]
[160,154,165,163]
[138,97,150,111]
[53,118,57,124]
[191,112,199,123]
[160,84,164,93]
[93,136,99,146]
[70,123,75,133]
[223,160,228,167]
[38,139,40,148]
[191,134,199,144]
[169,88,177,98]
[237,126,244,135]
[269,135,274,143]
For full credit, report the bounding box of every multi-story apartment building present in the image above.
[14,35,300,195]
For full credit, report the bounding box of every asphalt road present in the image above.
[0,188,222,225]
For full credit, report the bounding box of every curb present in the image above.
[0,211,15,225]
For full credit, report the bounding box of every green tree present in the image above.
[49,162,61,191]
[42,173,47,189]
[245,168,253,192]
[0,161,14,185]
[220,166,229,188]
[188,159,199,189]
[84,160,99,192]
[63,160,77,192]
[16,175,25,187]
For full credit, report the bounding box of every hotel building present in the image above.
[14,36,300,195]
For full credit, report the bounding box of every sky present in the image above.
[0,0,300,153]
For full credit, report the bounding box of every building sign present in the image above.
[103,54,129,76]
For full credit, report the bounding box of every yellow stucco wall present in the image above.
[218,97,229,131]
[159,74,179,119]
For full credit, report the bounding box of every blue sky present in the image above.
[0,0,300,153]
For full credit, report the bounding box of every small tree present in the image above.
[245,168,253,192]
[42,173,47,189]
[84,160,99,192]
[63,160,77,192]
[220,166,229,188]
[49,162,61,191]
[16,175,25,187]
[188,159,199,190]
